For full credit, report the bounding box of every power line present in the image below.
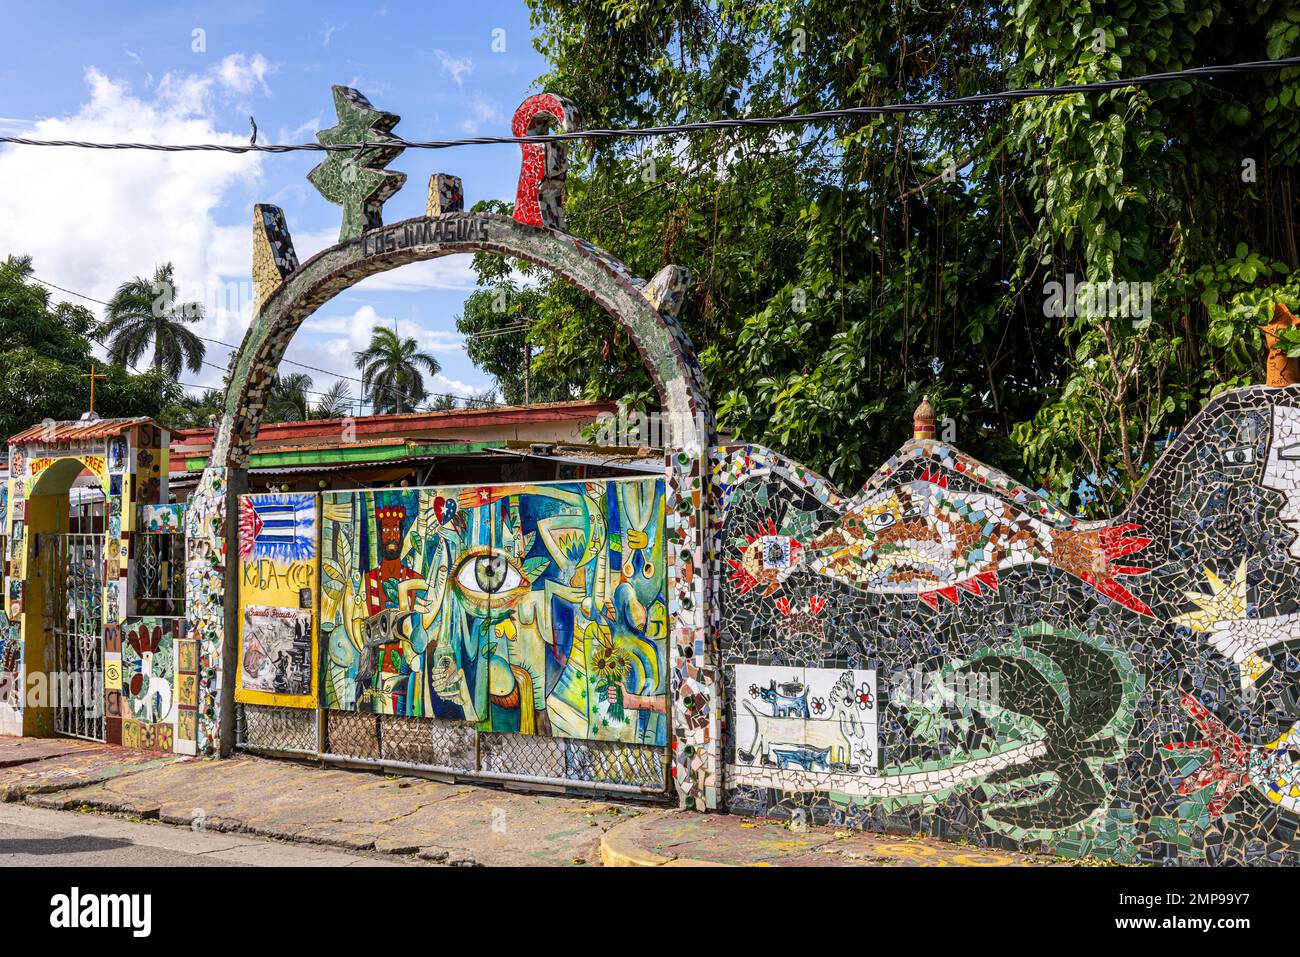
[2,57,1297,154]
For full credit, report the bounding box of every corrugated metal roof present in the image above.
[166,453,495,486]
[493,447,663,473]
[10,416,160,445]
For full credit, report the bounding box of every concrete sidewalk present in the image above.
[0,736,186,802]
[0,736,1048,866]
[599,810,1050,866]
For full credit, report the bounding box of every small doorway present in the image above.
[44,482,106,741]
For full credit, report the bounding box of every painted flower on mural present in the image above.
[811,696,827,715]
[855,684,874,711]
[591,639,632,722]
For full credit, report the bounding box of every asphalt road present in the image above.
[0,803,412,867]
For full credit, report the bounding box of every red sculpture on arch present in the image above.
[512,93,582,230]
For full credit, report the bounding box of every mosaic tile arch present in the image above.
[188,87,719,805]
[216,210,713,469]
[712,384,1300,864]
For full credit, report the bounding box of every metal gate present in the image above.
[45,532,106,741]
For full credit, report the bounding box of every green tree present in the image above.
[0,255,181,437]
[456,281,580,405]
[100,263,206,378]
[353,326,441,414]
[263,372,314,423]
[511,0,1300,511]
[160,388,226,430]
[1008,0,1300,515]
[312,379,355,419]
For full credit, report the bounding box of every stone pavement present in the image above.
[599,810,1053,866]
[0,736,1053,866]
[0,737,185,803]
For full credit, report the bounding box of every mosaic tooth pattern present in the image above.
[711,385,1300,864]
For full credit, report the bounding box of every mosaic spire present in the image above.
[307,86,407,242]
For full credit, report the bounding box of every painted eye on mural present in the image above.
[451,548,529,612]
[871,512,897,529]
[1224,447,1256,465]
[457,553,523,595]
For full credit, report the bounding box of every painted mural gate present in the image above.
[186,82,716,803]
[711,386,1300,865]
[236,477,672,793]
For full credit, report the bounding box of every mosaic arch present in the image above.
[713,384,1300,864]
[187,87,719,806]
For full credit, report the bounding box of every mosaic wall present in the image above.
[119,616,190,754]
[321,478,669,747]
[185,466,227,753]
[236,493,319,708]
[712,385,1300,864]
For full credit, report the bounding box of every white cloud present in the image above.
[0,66,270,384]
[292,304,490,403]
[305,304,468,358]
[459,95,503,135]
[322,24,342,47]
[430,373,484,400]
[215,53,273,96]
[276,114,322,144]
[435,50,474,88]
[0,116,36,135]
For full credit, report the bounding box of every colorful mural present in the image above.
[321,478,669,746]
[712,385,1300,864]
[120,617,186,753]
[236,493,319,709]
[139,503,186,534]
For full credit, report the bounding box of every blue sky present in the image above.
[0,1,554,407]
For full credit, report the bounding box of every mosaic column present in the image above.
[184,466,228,754]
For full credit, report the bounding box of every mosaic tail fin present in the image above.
[1055,522,1155,617]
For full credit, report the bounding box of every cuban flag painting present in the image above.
[239,493,318,564]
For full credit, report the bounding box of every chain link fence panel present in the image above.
[239,706,669,795]
[237,703,319,754]
[325,709,380,759]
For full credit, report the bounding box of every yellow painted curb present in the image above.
[599,827,733,867]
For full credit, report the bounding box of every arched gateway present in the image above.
[185,89,721,808]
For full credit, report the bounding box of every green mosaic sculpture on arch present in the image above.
[307,86,407,243]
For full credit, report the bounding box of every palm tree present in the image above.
[353,326,440,414]
[264,372,313,423]
[177,388,226,429]
[312,380,355,419]
[100,263,205,377]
